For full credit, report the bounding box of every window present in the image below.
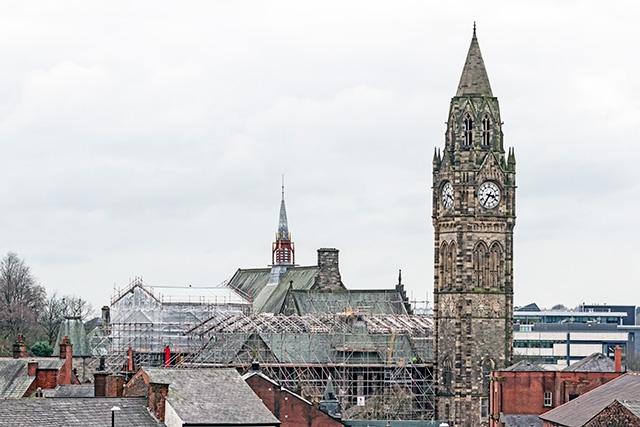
[480,397,489,418]
[544,391,552,407]
[463,114,473,146]
[482,114,491,145]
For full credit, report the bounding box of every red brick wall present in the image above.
[246,374,343,427]
[148,382,169,422]
[491,370,622,425]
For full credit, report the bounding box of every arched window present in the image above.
[447,242,457,288]
[439,242,448,290]
[473,242,488,288]
[481,358,494,393]
[463,114,473,146]
[489,242,504,289]
[482,114,491,146]
[443,358,453,394]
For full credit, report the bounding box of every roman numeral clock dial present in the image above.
[441,182,454,209]
[478,181,501,209]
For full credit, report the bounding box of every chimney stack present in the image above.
[101,306,111,327]
[315,248,344,291]
[12,334,27,359]
[58,336,73,385]
[615,345,623,373]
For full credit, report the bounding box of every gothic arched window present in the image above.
[447,242,457,289]
[489,242,504,289]
[481,358,494,393]
[473,242,488,288]
[482,114,491,146]
[443,358,453,394]
[439,242,448,291]
[463,114,473,146]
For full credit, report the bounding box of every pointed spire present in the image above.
[278,175,289,237]
[456,23,493,97]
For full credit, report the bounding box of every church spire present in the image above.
[455,24,493,97]
[272,176,295,266]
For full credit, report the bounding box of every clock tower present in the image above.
[432,26,515,426]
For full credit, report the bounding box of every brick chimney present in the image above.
[27,361,38,377]
[12,334,27,359]
[615,345,623,373]
[57,336,73,385]
[148,382,169,422]
[314,248,345,291]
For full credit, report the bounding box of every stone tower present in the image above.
[432,26,516,426]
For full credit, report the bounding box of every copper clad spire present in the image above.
[455,24,493,97]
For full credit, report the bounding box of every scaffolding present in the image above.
[99,278,435,420]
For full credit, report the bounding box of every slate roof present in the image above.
[540,373,640,426]
[43,384,95,398]
[563,352,616,372]
[144,368,280,426]
[619,400,640,417]
[290,289,409,315]
[0,397,162,426]
[228,266,319,313]
[502,414,543,427]
[502,359,548,372]
[0,358,64,399]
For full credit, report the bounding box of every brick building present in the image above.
[490,351,624,426]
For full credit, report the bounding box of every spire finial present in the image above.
[281,174,285,200]
[473,21,476,38]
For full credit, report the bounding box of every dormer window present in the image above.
[482,114,491,146]
[463,114,473,146]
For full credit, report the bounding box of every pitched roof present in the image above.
[563,352,616,372]
[290,289,409,315]
[42,384,95,398]
[144,368,279,426]
[540,373,640,426]
[502,359,548,372]
[0,358,65,399]
[502,414,543,427]
[456,25,493,97]
[0,397,162,427]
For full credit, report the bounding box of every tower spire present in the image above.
[456,23,493,97]
[272,176,295,266]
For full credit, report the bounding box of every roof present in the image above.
[502,359,547,372]
[455,25,493,97]
[290,289,409,315]
[0,397,162,427]
[228,266,319,313]
[540,372,640,426]
[563,352,616,372]
[0,358,65,399]
[619,400,640,417]
[144,368,279,426]
[42,384,95,398]
[502,414,543,427]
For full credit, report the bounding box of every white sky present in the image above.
[0,1,638,312]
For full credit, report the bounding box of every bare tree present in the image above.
[38,292,65,346]
[60,295,94,321]
[0,252,46,340]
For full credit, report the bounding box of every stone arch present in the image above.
[489,241,504,289]
[473,241,489,288]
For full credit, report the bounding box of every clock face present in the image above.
[478,181,501,209]
[441,182,454,209]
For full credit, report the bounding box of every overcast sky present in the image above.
[0,1,638,313]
